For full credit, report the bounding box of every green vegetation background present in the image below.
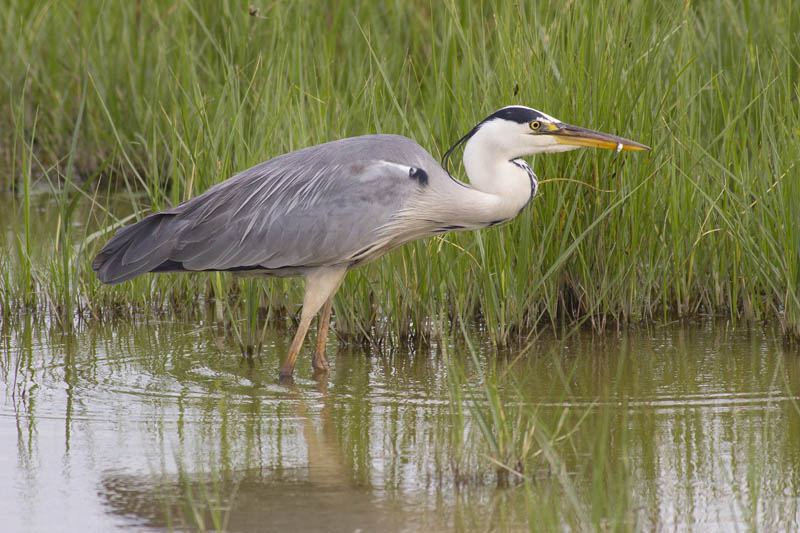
[1,0,798,342]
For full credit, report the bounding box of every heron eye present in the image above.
[530,120,541,131]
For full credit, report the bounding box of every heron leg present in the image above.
[312,295,335,372]
[279,267,346,380]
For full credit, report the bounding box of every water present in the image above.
[2,315,799,531]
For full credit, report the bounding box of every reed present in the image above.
[0,0,797,342]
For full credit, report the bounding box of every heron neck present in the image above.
[462,138,535,220]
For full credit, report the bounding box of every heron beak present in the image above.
[547,123,650,151]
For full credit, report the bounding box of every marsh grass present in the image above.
[150,459,237,532]
[1,0,798,344]
[435,320,654,530]
[445,327,783,531]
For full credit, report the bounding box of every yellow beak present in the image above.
[548,123,650,151]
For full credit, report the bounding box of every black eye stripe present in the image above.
[485,106,546,125]
[442,106,549,175]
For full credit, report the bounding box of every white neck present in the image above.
[391,119,540,238]
[460,123,536,221]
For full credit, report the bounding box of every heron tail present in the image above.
[92,213,182,284]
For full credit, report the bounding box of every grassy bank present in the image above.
[1,0,798,342]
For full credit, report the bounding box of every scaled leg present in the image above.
[278,267,346,380]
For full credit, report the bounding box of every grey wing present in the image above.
[172,160,422,271]
[92,135,434,283]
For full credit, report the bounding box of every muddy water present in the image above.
[2,318,800,531]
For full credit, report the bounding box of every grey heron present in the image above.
[93,106,649,379]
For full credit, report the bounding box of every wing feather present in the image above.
[93,134,438,283]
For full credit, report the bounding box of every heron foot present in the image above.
[312,354,330,373]
[278,366,295,384]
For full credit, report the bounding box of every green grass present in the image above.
[439,321,800,531]
[1,0,798,342]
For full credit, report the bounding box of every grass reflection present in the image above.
[2,318,800,530]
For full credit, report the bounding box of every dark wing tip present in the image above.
[91,253,106,273]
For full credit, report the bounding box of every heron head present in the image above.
[443,105,649,172]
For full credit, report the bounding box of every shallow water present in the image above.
[2,316,799,531]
